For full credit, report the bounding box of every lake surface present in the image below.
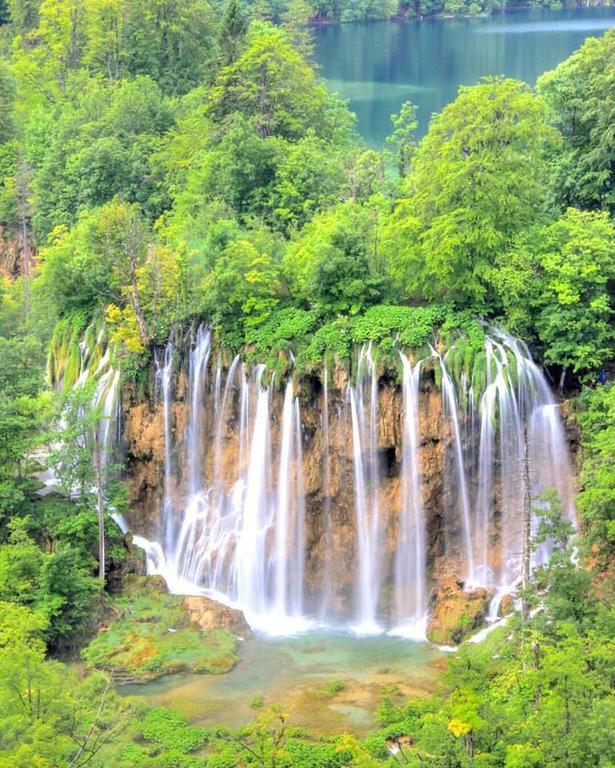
[314,7,615,144]
[122,632,445,735]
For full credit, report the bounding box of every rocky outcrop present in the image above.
[84,576,239,683]
[498,593,514,618]
[426,576,489,645]
[106,534,147,593]
[182,596,251,639]
[0,227,28,279]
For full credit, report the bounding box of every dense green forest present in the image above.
[0,0,614,764]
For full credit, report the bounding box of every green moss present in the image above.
[246,307,320,355]
[82,577,238,682]
[313,680,346,697]
[299,318,353,371]
[351,304,450,351]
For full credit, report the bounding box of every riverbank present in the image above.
[307,0,614,26]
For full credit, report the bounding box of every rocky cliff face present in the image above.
[121,351,579,635]
[0,227,29,279]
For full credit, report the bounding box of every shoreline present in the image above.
[308,1,614,26]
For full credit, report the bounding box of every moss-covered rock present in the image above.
[82,576,238,683]
[427,576,488,646]
[182,596,251,639]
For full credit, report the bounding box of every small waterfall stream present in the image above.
[155,340,174,557]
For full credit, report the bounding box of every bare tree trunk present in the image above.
[16,159,32,317]
[129,265,149,348]
[124,221,149,349]
[521,424,531,621]
[94,432,105,590]
[20,212,31,316]
[559,366,567,392]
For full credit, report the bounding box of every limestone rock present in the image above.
[427,576,489,645]
[183,595,252,639]
[498,593,515,617]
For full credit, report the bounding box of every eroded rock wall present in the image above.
[121,353,579,623]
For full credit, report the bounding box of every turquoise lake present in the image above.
[314,7,615,143]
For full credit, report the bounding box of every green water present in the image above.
[122,632,445,735]
[314,7,615,143]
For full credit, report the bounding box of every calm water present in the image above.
[314,7,615,144]
[122,632,445,734]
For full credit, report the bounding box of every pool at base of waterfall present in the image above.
[119,632,446,735]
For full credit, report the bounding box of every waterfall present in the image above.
[319,363,333,619]
[392,356,426,638]
[449,331,575,591]
[156,340,174,556]
[187,326,212,497]
[42,322,125,532]
[213,354,240,503]
[237,366,272,616]
[293,397,306,617]
[127,327,576,637]
[500,331,575,576]
[433,347,475,583]
[272,382,295,617]
[349,344,382,633]
[474,340,497,587]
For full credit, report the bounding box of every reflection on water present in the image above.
[314,7,615,143]
[121,632,445,735]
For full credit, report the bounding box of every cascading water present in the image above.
[42,322,126,531]
[156,339,174,558]
[127,327,575,637]
[349,344,382,633]
[187,326,212,497]
[236,366,272,617]
[391,355,427,639]
[433,347,475,583]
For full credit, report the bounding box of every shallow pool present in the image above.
[121,632,446,735]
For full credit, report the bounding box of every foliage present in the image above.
[246,306,319,355]
[208,21,350,143]
[539,28,615,214]
[142,708,208,753]
[285,200,390,316]
[386,100,417,178]
[0,333,48,530]
[28,75,175,239]
[533,209,615,376]
[351,303,450,351]
[495,208,615,377]
[576,383,615,570]
[0,600,138,768]
[387,77,557,309]
[0,8,613,768]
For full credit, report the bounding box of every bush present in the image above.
[142,708,208,752]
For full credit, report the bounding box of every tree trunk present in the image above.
[94,432,105,591]
[521,424,531,621]
[559,366,567,392]
[129,269,149,349]
[16,159,32,317]
[20,212,31,317]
